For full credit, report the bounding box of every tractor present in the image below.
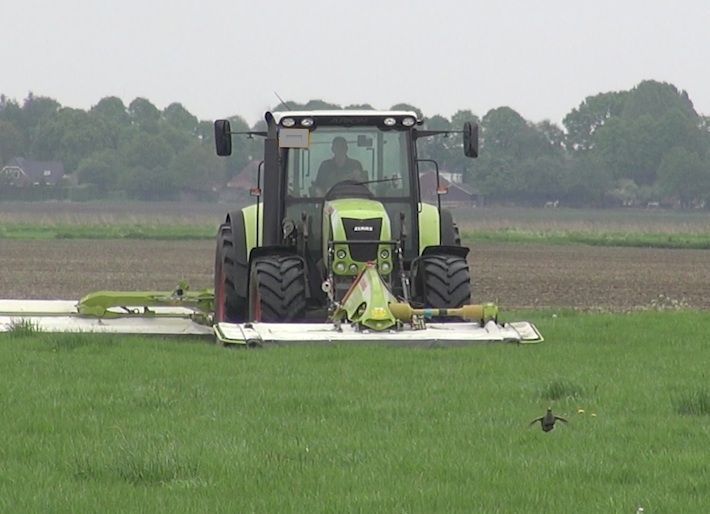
[213,110,478,329]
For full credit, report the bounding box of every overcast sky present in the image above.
[2,0,709,126]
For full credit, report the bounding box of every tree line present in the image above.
[1,80,709,206]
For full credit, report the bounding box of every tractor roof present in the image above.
[272,110,422,124]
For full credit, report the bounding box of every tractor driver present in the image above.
[312,136,366,195]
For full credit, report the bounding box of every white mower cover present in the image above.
[215,320,543,346]
[1,300,542,345]
[0,300,213,336]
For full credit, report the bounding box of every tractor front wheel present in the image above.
[414,254,471,308]
[249,255,307,322]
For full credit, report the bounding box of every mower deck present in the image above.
[214,320,542,347]
[0,300,213,337]
[1,300,542,346]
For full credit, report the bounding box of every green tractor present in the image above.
[213,110,479,328]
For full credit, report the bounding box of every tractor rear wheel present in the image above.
[440,209,462,246]
[249,255,307,322]
[214,223,248,322]
[415,254,471,308]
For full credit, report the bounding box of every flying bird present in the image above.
[530,408,567,432]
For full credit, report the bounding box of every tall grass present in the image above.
[1,311,710,512]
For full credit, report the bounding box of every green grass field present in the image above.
[3,205,710,249]
[2,311,709,513]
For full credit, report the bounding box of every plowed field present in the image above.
[2,239,708,311]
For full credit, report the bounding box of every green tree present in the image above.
[344,103,375,110]
[536,120,566,151]
[657,147,709,206]
[563,91,627,151]
[162,102,199,135]
[0,97,26,151]
[517,155,570,202]
[622,80,698,121]
[76,149,122,193]
[303,99,341,110]
[451,109,479,129]
[482,107,552,161]
[471,153,519,200]
[121,132,173,170]
[564,153,613,206]
[118,164,177,200]
[390,103,423,119]
[170,142,225,191]
[128,97,160,133]
[90,96,130,126]
[32,108,113,172]
[89,96,132,150]
[21,93,61,132]
[0,121,24,165]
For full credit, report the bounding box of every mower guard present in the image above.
[0,299,213,337]
[214,319,542,347]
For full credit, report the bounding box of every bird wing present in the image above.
[554,416,568,423]
[529,417,543,426]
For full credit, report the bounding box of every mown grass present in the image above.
[2,311,710,512]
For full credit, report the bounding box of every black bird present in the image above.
[530,408,567,432]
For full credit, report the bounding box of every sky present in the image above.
[2,0,709,127]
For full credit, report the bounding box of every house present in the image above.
[0,157,65,186]
[225,159,263,198]
[418,170,481,206]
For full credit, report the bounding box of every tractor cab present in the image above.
[277,111,423,301]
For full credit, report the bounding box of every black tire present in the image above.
[214,223,248,322]
[415,254,471,308]
[249,255,307,322]
[440,209,462,246]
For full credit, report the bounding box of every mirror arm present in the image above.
[412,129,459,140]
[230,131,267,138]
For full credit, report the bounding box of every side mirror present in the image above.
[463,122,478,158]
[214,119,232,156]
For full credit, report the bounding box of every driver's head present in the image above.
[331,137,348,159]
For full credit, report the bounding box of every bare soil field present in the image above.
[1,239,708,311]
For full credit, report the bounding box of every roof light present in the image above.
[402,117,416,127]
[281,118,295,127]
[336,249,347,260]
[383,117,396,127]
[301,118,314,127]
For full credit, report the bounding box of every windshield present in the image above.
[285,127,410,200]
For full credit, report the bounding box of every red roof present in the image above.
[418,171,478,203]
[227,160,260,190]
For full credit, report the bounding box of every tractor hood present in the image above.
[323,198,393,275]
